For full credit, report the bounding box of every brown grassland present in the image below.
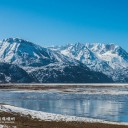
[0,111,128,128]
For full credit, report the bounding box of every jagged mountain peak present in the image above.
[50,42,128,82]
[4,37,27,42]
[0,38,127,83]
[86,43,120,52]
[86,43,128,64]
[3,37,25,43]
[74,42,84,47]
[0,38,79,67]
[2,37,36,47]
[0,38,113,83]
[53,42,121,53]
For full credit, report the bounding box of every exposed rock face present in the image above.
[0,38,114,83]
[50,43,128,82]
[0,63,33,83]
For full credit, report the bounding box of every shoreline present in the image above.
[0,83,128,90]
[0,86,128,127]
[0,104,128,128]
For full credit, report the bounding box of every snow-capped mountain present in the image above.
[51,43,128,82]
[51,43,113,72]
[86,43,128,69]
[0,38,113,83]
[0,38,77,67]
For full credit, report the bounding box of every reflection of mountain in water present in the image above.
[0,90,128,122]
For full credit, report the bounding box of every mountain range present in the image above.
[0,37,127,83]
[51,43,128,82]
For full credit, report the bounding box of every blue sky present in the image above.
[0,0,128,49]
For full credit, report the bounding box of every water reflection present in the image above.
[0,90,127,122]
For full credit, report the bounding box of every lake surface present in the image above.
[0,87,128,122]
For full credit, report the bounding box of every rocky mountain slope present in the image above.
[30,62,113,83]
[0,38,76,67]
[0,38,113,83]
[51,43,128,82]
[0,63,33,83]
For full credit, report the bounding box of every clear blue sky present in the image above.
[0,0,128,49]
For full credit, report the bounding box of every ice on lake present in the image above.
[0,86,128,122]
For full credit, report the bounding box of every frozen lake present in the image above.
[0,87,128,122]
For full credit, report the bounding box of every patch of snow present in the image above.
[0,105,128,125]
[0,125,4,128]
[5,76,11,82]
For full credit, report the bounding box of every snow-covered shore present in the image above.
[0,104,128,126]
[0,125,3,128]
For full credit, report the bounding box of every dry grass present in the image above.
[0,84,119,91]
[0,111,128,128]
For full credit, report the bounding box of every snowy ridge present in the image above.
[86,43,128,69]
[0,104,128,125]
[51,43,128,82]
[0,38,77,67]
[0,38,113,83]
[1,37,127,83]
